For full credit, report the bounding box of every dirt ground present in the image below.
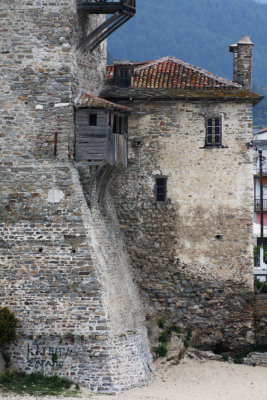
[1,356,267,400]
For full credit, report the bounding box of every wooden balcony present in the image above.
[77,0,136,16]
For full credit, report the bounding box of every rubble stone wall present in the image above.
[254,294,267,345]
[111,99,255,349]
[0,0,151,392]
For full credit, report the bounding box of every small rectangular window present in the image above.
[155,177,167,203]
[89,114,97,126]
[205,116,222,146]
[113,115,117,133]
[119,69,131,88]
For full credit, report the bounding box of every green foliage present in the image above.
[0,307,18,348]
[0,371,78,396]
[221,352,229,361]
[158,331,169,344]
[157,317,166,329]
[170,325,182,334]
[1,351,11,368]
[255,278,267,293]
[158,325,182,344]
[183,331,192,348]
[153,343,168,357]
[232,344,267,364]
[51,353,58,364]
[233,352,247,364]
[154,322,183,357]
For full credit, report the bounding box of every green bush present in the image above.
[0,307,18,348]
[0,371,75,396]
[183,330,192,348]
[221,352,229,361]
[157,318,166,329]
[153,343,168,357]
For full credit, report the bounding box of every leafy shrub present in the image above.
[158,331,169,344]
[153,343,168,357]
[157,317,166,329]
[0,307,18,348]
[183,330,192,348]
[0,371,74,396]
[221,352,229,361]
[170,325,182,334]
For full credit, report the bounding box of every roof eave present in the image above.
[101,88,264,106]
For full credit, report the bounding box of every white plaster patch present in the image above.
[54,103,70,108]
[36,105,44,110]
[47,189,64,203]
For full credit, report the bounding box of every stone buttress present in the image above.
[0,0,151,392]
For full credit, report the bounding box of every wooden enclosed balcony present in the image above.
[77,0,136,16]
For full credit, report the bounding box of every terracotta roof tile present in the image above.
[75,92,132,112]
[107,56,242,90]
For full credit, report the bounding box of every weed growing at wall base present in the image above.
[0,370,79,396]
[0,307,17,348]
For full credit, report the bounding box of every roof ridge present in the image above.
[134,56,241,88]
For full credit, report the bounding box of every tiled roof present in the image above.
[74,92,132,112]
[107,56,242,90]
[254,129,267,135]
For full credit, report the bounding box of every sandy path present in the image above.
[1,357,267,400]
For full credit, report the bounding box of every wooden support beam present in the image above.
[77,2,124,14]
[77,0,135,51]
[89,15,131,52]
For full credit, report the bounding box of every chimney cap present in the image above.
[229,43,238,53]
[237,35,253,45]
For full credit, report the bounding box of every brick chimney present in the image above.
[229,35,253,90]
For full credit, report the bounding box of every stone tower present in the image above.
[0,0,151,392]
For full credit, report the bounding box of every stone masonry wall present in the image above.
[254,294,267,345]
[111,99,255,350]
[0,0,151,392]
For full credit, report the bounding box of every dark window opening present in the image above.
[205,116,222,146]
[118,69,131,88]
[108,112,111,126]
[124,117,128,133]
[215,234,223,241]
[113,115,118,133]
[155,177,167,203]
[54,132,58,156]
[119,117,122,134]
[39,248,43,253]
[89,114,97,126]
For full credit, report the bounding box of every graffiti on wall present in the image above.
[27,342,73,369]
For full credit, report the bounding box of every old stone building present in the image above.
[0,0,151,393]
[0,0,264,393]
[102,37,263,350]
